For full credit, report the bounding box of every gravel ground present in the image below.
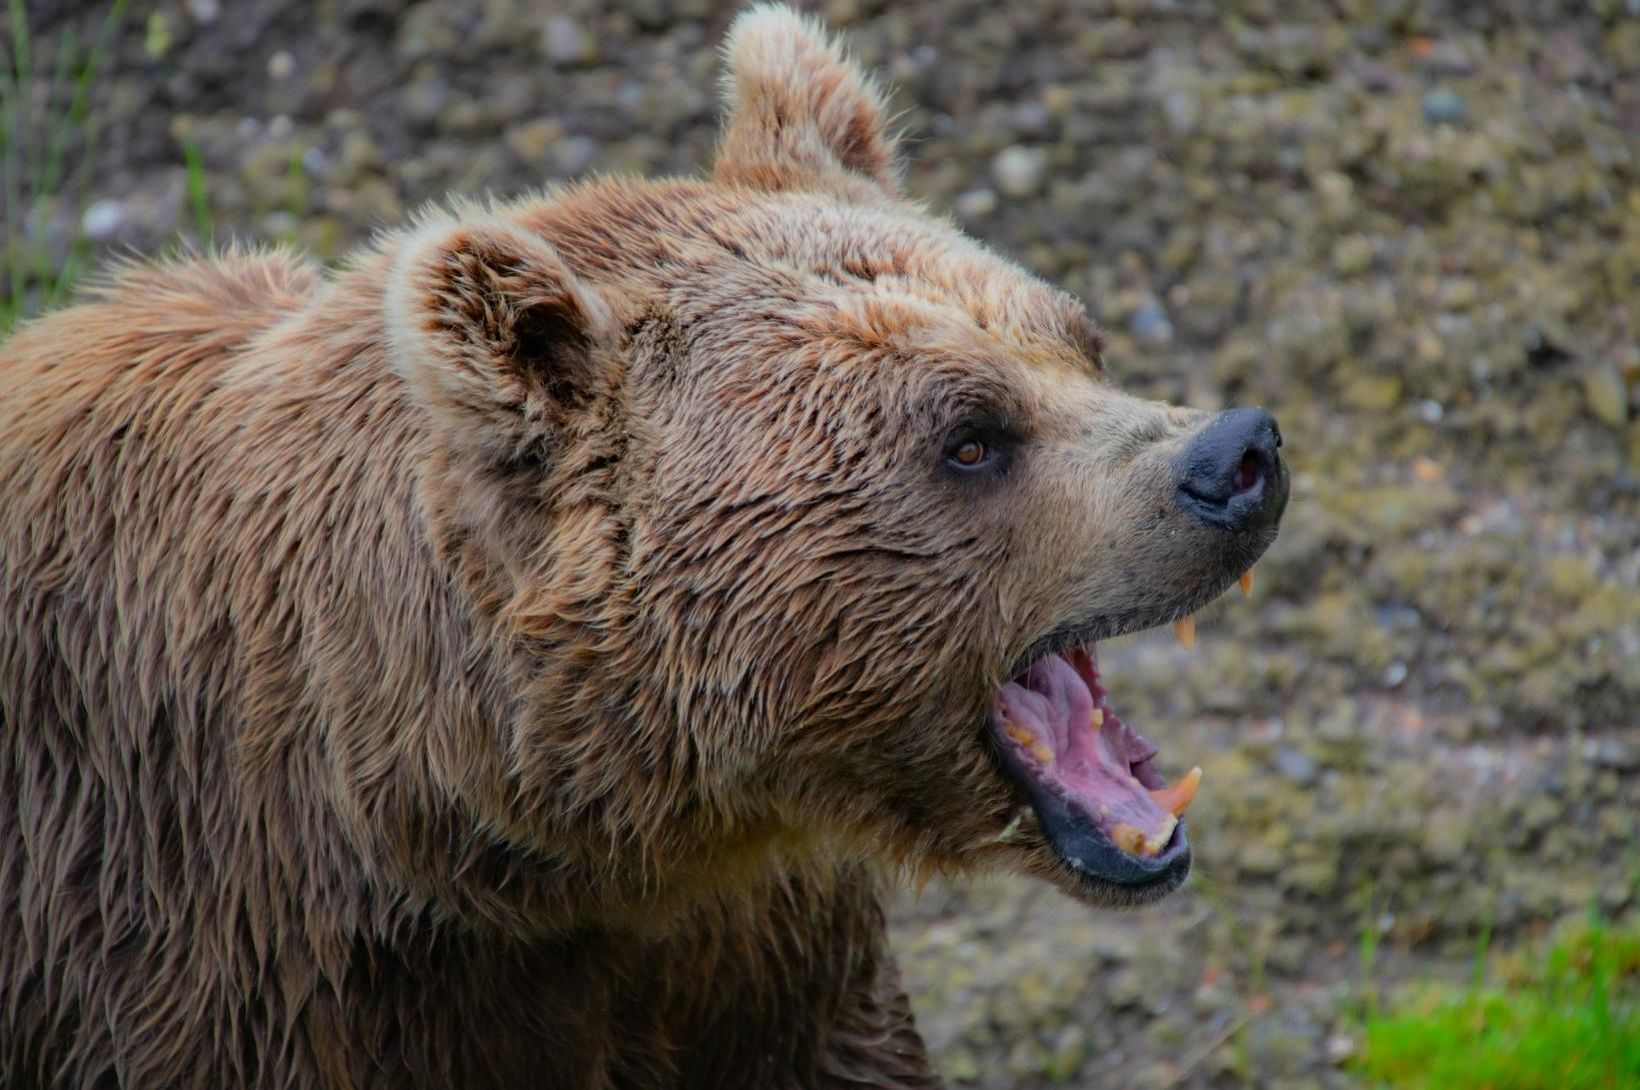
[10,1,1640,1086]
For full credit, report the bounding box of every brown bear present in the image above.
[0,7,1287,1087]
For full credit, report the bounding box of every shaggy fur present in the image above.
[1,8,1261,1088]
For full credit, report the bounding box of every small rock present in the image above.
[1129,296,1174,344]
[186,0,220,23]
[1009,101,1052,138]
[1584,365,1629,427]
[1422,87,1466,124]
[1239,841,1283,877]
[260,210,299,239]
[335,131,383,184]
[80,199,126,242]
[1331,234,1374,276]
[552,135,600,177]
[1045,1024,1088,1080]
[542,16,595,67]
[991,145,1047,198]
[1325,1031,1357,1064]
[267,50,295,80]
[953,188,998,219]
[1587,736,1638,770]
[1414,329,1445,364]
[1162,90,1199,134]
[506,119,566,163]
[1273,747,1319,785]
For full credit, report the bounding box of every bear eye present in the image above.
[951,439,988,468]
[943,424,1010,476]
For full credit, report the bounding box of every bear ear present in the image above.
[713,4,902,197]
[385,216,615,465]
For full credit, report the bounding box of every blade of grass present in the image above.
[44,0,126,310]
[1470,910,1492,992]
[30,23,77,301]
[0,80,13,330]
[1358,882,1380,1019]
[50,0,125,196]
[181,135,211,246]
[3,0,29,320]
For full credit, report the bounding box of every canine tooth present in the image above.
[1003,723,1037,747]
[1089,707,1105,730]
[1109,822,1149,856]
[1030,742,1055,764]
[1239,568,1255,596]
[1144,814,1179,855]
[1148,766,1202,817]
[1174,615,1196,649]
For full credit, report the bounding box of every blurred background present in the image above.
[4,1,1637,1086]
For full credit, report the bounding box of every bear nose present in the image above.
[1176,407,1288,532]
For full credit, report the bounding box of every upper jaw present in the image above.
[1005,557,1261,679]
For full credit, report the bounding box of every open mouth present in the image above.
[988,644,1201,889]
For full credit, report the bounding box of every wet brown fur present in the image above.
[1,8,1251,1087]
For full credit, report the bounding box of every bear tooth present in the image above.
[1030,742,1055,764]
[1148,766,1202,817]
[1240,568,1256,596]
[1003,722,1037,748]
[1089,707,1105,730]
[1174,615,1196,649]
[1109,822,1149,856]
[1143,815,1178,855]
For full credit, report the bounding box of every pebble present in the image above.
[1325,1032,1357,1064]
[553,135,600,177]
[542,16,594,67]
[1584,365,1629,427]
[1273,747,1320,786]
[953,188,997,219]
[1128,296,1174,344]
[1331,234,1374,276]
[80,200,126,242]
[991,145,1047,198]
[506,119,565,163]
[1422,87,1467,124]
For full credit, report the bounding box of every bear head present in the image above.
[381,5,1288,923]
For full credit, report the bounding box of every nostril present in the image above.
[1231,450,1263,496]
[1176,406,1287,530]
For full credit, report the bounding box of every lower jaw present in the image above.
[993,742,1191,894]
[987,646,1197,890]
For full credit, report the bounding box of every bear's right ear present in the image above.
[713,4,901,197]
[385,217,614,465]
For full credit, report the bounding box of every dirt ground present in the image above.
[10,1,1640,1086]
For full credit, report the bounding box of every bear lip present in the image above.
[987,646,1191,885]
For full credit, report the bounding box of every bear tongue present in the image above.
[994,651,1196,859]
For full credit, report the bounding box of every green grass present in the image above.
[1354,914,1640,1090]
[181,134,212,245]
[0,0,127,332]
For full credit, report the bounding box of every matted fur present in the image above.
[1,7,1266,1088]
